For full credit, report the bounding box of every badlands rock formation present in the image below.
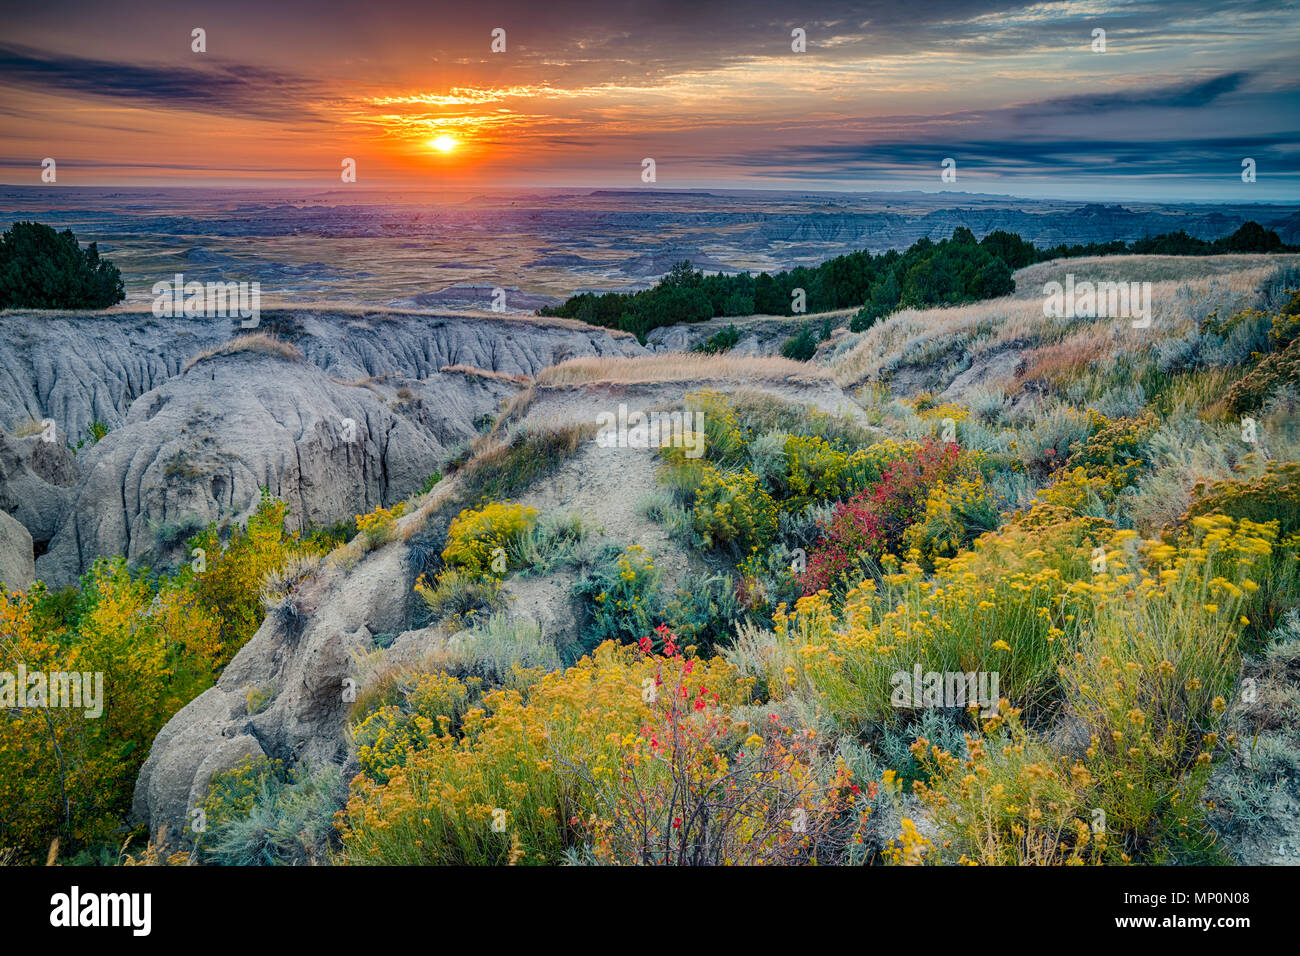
[0,302,875,846]
[132,540,413,840]
[130,367,871,843]
[0,309,642,586]
[0,510,34,591]
[0,308,642,442]
[0,428,76,560]
[37,351,450,585]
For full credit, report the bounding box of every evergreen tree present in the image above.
[0,222,125,309]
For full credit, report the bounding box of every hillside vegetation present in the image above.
[2,255,1298,867]
[339,257,1300,865]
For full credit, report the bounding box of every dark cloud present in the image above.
[0,3,1292,103]
[725,133,1300,181]
[1026,72,1253,115]
[0,0,1184,89]
[0,43,321,121]
[0,157,328,173]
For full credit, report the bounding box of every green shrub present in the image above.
[640,488,696,545]
[73,419,110,450]
[780,327,818,362]
[737,543,807,615]
[456,426,586,503]
[303,516,357,552]
[353,672,476,783]
[414,501,536,622]
[746,429,789,489]
[692,467,779,554]
[665,574,748,654]
[418,470,443,495]
[781,434,914,508]
[1218,291,1300,415]
[428,613,563,688]
[355,502,407,550]
[693,323,741,354]
[902,475,1003,568]
[0,221,125,309]
[1182,461,1300,538]
[199,757,344,865]
[510,511,591,575]
[572,545,662,653]
[415,568,503,621]
[244,682,275,715]
[1205,609,1300,859]
[657,455,712,507]
[441,501,538,576]
[669,390,748,467]
[877,710,970,787]
[1066,409,1160,490]
[153,515,208,553]
[1224,338,1300,415]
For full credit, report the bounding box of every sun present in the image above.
[428,135,458,154]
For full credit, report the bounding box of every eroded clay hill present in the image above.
[0,309,643,586]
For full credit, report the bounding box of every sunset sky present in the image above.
[1,0,1297,198]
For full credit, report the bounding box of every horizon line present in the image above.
[1,182,1296,208]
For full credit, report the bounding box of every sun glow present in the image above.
[428,135,458,153]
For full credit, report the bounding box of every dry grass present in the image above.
[1011,254,1300,296]
[259,551,324,611]
[536,353,833,387]
[184,332,303,371]
[1013,327,1116,391]
[329,373,388,394]
[490,384,538,436]
[0,302,140,320]
[324,535,367,572]
[10,418,48,438]
[440,364,531,384]
[832,257,1299,389]
[831,296,1038,387]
